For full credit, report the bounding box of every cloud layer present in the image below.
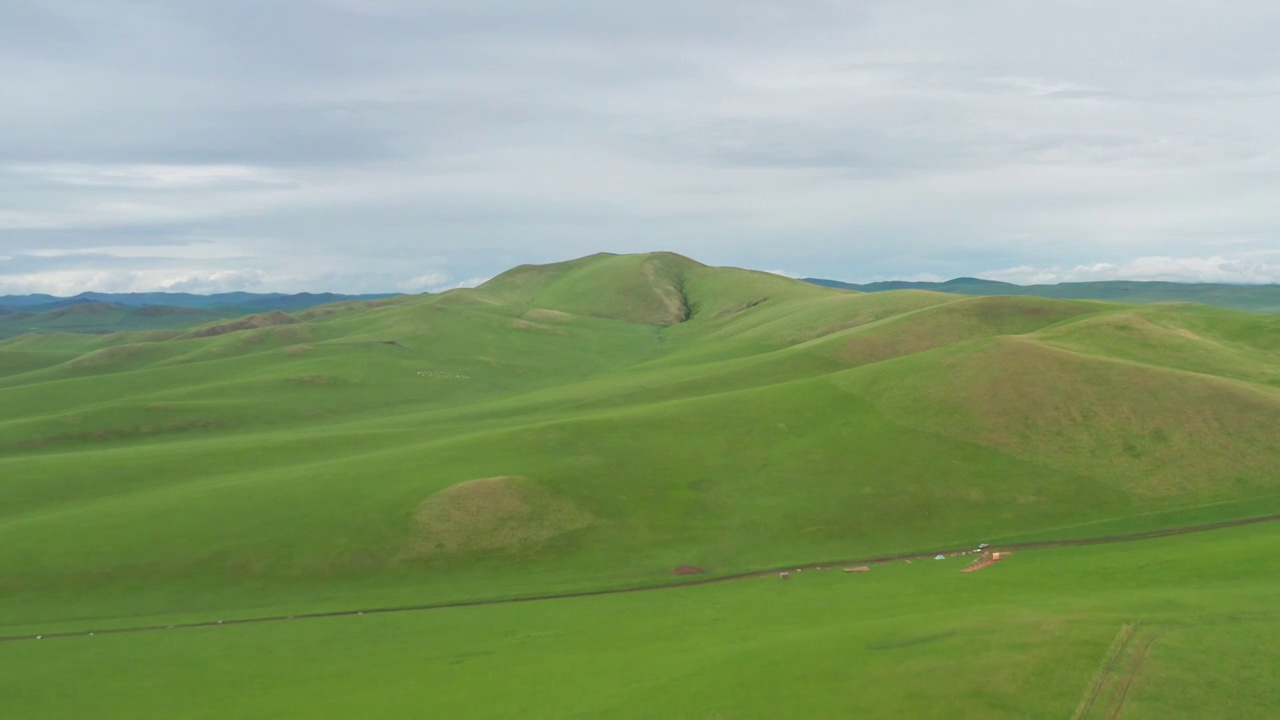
[985,254,1280,285]
[2,1,1279,293]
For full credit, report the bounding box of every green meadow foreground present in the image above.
[7,522,1280,719]
[1,252,1278,717]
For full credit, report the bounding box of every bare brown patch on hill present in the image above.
[183,311,300,339]
[509,319,565,334]
[403,476,595,559]
[711,297,768,319]
[65,343,159,370]
[642,260,691,325]
[38,302,126,319]
[132,305,208,318]
[293,374,336,385]
[525,308,575,323]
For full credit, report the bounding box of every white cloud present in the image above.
[981,75,1108,98]
[22,242,251,260]
[5,163,293,190]
[832,272,947,284]
[400,272,453,292]
[983,255,1280,285]
[0,268,268,296]
[398,275,492,293]
[160,269,271,293]
[0,263,470,295]
[2,1,1280,292]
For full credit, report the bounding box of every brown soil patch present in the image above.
[184,311,300,339]
[294,374,335,385]
[642,260,690,325]
[844,566,871,573]
[509,319,565,334]
[672,565,706,576]
[710,297,767,319]
[961,551,1009,573]
[66,344,155,370]
[525,308,575,323]
[403,476,595,559]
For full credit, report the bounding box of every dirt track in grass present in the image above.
[4,512,1278,645]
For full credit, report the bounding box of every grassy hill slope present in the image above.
[9,520,1280,718]
[0,252,1277,636]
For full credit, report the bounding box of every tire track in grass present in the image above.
[1103,631,1163,720]
[3,513,1279,644]
[1070,623,1138,720]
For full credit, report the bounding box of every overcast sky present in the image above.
[2,0,1279,294]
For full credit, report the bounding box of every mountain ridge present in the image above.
[0,291,407,339]
[804,276,1280,313]
[0,290,404,312]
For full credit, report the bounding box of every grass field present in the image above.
[1,251,1278,717]
[5,521,1279,719]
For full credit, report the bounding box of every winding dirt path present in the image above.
[3,512,1277,645]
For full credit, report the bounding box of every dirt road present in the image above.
[3,512,1277,644]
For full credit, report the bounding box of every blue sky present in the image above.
[2,0,1279,294]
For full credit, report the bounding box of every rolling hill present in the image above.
[0,302,241,339]
[2,251,1279,718]
[0,291,406,339]
[0,290,403,312]
[805,276,1280,313]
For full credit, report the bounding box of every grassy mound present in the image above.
[405,476,595,559]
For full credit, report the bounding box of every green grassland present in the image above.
[6,520,1280,719]
[1,251,1278,717]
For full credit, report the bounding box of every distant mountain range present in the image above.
[803,277,1280,314]
[0,291,402,313]
[0,291,403,339]
[4,276,1277,341]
